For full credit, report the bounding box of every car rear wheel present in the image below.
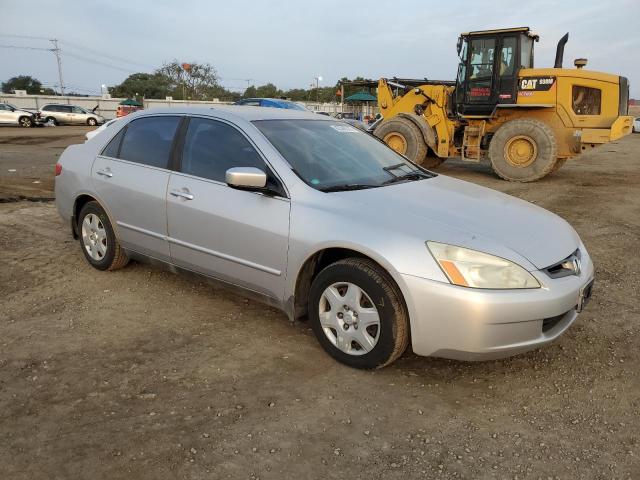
[45,116,58,126]
[87,117,97,126]
[77,201,128,271]
[489,119,558,182]
[308,258,409,369]
[18,116,33,128]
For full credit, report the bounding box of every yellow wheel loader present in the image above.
[369,27,633,181]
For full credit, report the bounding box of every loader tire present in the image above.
[489,119,558,182]
[375,117,427,165]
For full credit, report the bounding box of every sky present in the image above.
[1,0,639,97]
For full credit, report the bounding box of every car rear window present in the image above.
[117,116,181,168]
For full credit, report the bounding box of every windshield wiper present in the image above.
[382,172,429,185]
[320,183,378,192]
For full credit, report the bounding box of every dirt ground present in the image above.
[0,124,638,479]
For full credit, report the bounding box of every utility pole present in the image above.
[50,39,65,95]
[314,76,322,103]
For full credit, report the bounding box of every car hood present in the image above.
[330,175,580,270]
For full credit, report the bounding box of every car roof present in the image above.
[126,105,329,123]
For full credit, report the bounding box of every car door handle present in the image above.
[96,169,113,178]
[170,189,194,200]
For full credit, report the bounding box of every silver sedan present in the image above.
[54,106,594,368]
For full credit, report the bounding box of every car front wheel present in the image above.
[77,201,129,271]
[18,116,33,128]
[309,258,409,369]
[87,117,97,126]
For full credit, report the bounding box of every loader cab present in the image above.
[455,27,538,117]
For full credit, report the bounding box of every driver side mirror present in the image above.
[225,167,267,190]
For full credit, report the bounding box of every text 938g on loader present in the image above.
[370,27,633,181]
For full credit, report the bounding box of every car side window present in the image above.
[118,116,181,168]
[60,106,72,113]
[0,104,8,111]
[72,106,84,113]
[181,117,265,182]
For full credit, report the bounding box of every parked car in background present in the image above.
[39,104,105,126]
[234,98,308,111]
[0,103,37,127]
[633,117,640,133]
[333,112,356,120]
[85,118,120,142]
[55,107,594,369]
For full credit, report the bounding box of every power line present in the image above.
[63,51,138,74]
[61,40,155,70]
[0,34,51,41]
[0,44,52,52]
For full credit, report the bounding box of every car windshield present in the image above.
[254,119,434,191]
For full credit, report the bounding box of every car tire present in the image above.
[45,116,58,126]
[77,201,129,271]
[308,258,409,369]
[87,117,97,126]
[18,116,33,128]
[374,117,428,165]
[489,118,558,182]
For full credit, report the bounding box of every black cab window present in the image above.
[118,116,181,168]
[469,38,495,82]
[499,37,516,76]
[181,117,265,182]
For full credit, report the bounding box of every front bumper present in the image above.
[400,253,595,360]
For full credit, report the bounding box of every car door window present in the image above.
[72,106,84,113]
[181,117,265,182]
[0,105,8,111]
[60,106,72,113]
[118,116,181,168]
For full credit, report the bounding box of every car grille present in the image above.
[544,249,581,279]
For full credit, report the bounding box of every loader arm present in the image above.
[376,78,455,158]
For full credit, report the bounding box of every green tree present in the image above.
[157,60,219,100]
[2,75,54,94]
[243,85,258,98]
[108,72,171,99]
[243,83,282,99]
[282,88,308,101]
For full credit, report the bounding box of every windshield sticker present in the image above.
[330,125,359,133]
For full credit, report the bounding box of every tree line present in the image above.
[2,61,374,103]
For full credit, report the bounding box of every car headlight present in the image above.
[426,241,540,289]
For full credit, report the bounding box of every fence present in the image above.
[0,93,375,120]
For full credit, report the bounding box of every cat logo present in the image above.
[519,76,556,91]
